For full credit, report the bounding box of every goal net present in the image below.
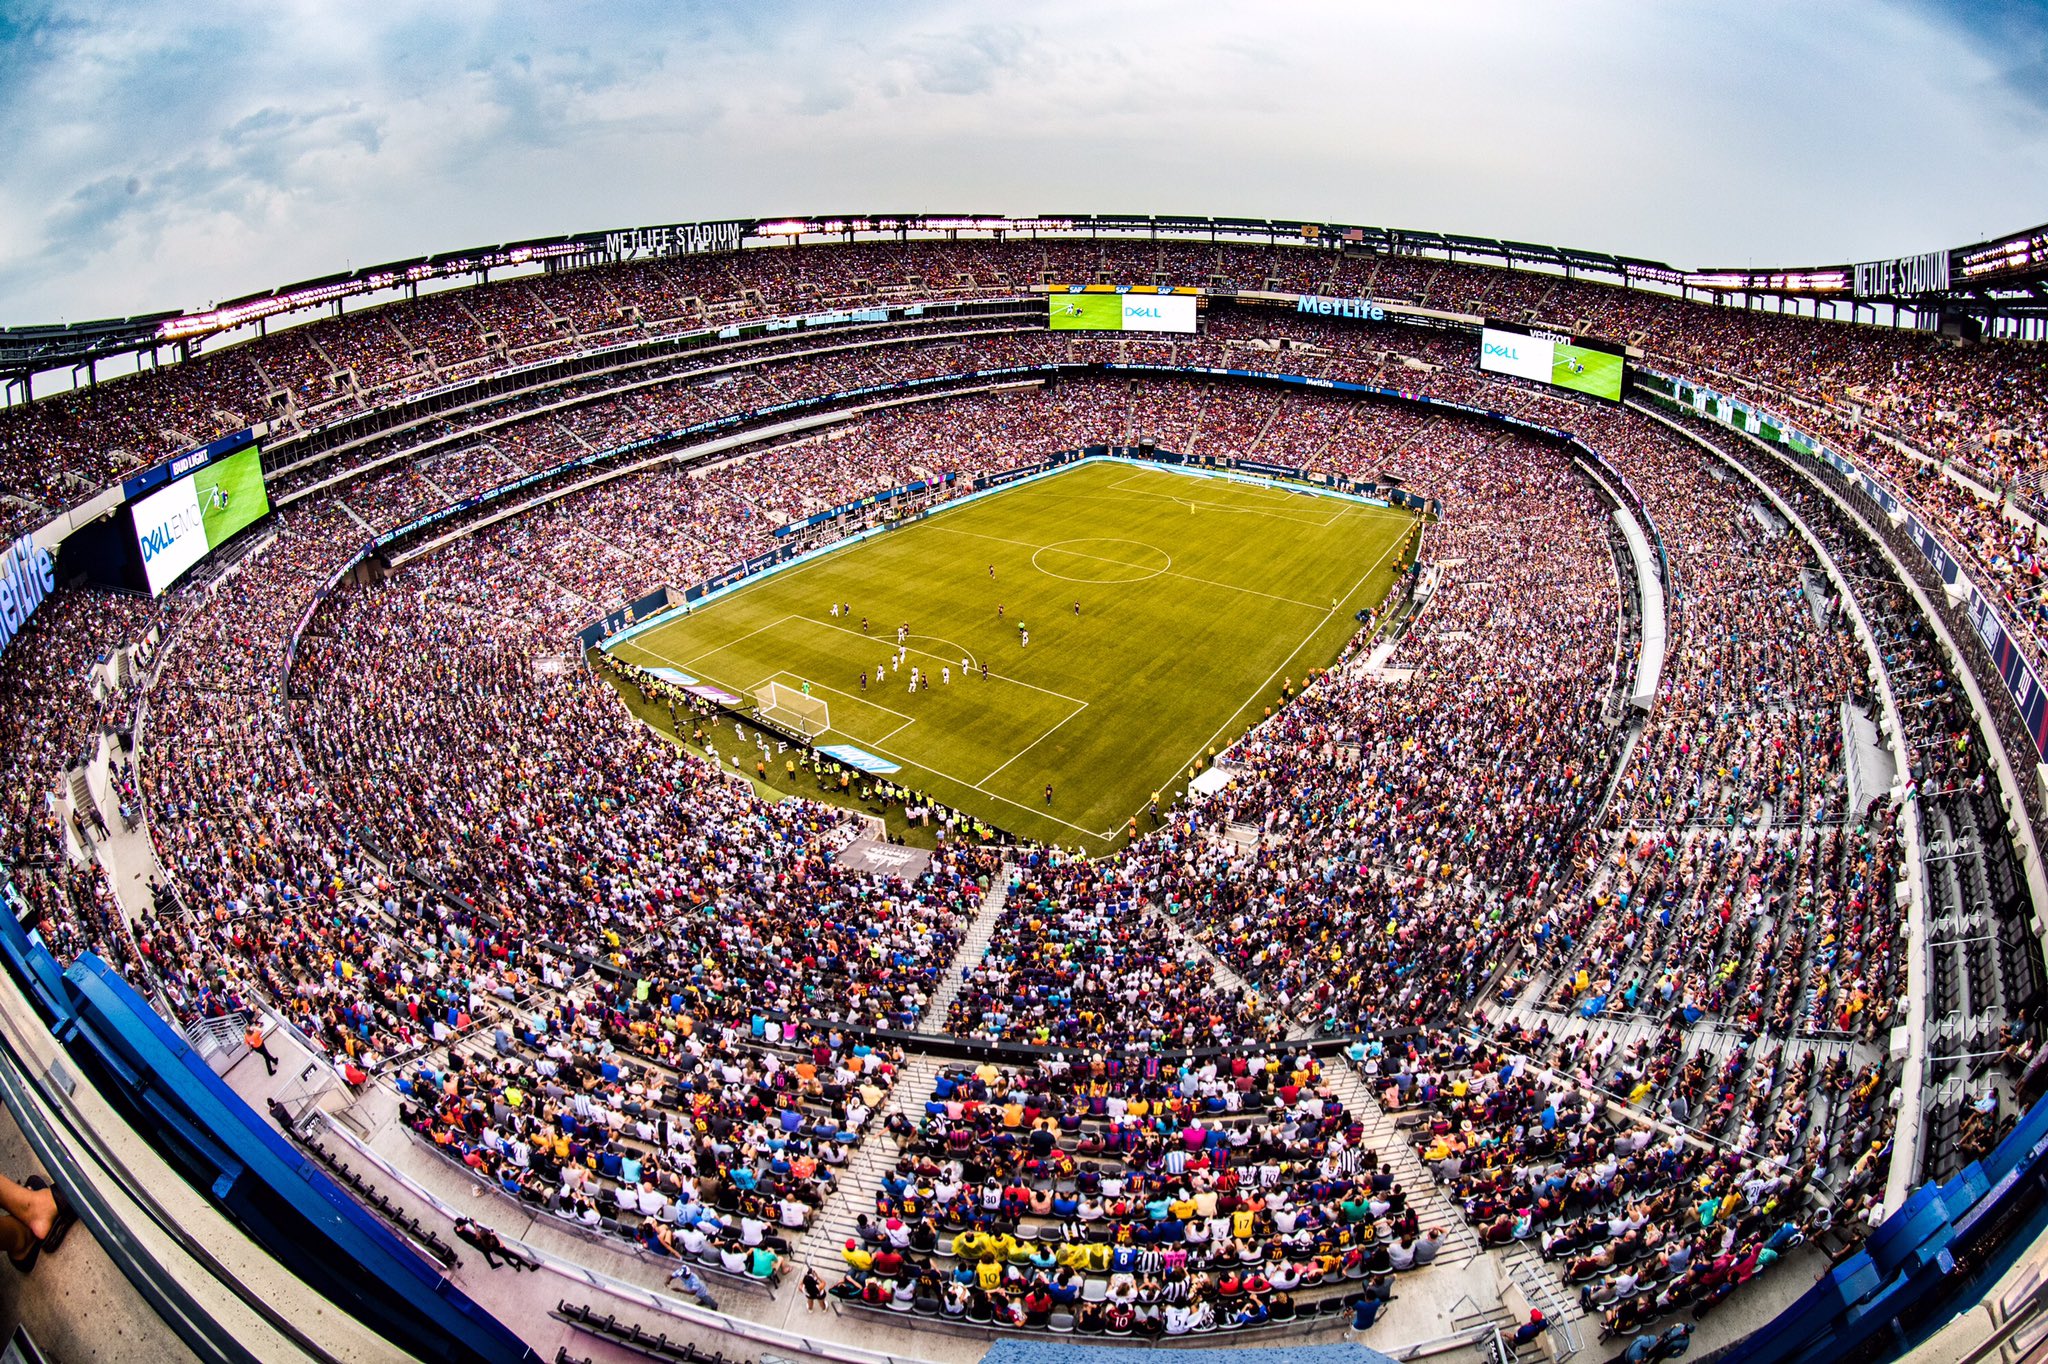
[754,680,830,738]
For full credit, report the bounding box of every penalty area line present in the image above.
[976,699,1090,788]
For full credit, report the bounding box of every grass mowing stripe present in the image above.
[924,521,1336,611]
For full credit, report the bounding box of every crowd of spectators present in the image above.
[5,234,2041,627]
[826,1050,1423,1335]
[944,851,1281,1049]
[0,271,2018,1349]
[972,409,1626,1045]
[0,588,166,962]
[1361,1025,1874,1342]
[1496,410,1911,1043]
[402,992,910,1286]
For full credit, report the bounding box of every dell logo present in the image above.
[1129,307,1162,318]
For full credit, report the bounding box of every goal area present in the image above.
[753,680,830,737]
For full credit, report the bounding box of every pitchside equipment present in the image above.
[755,680,830,737]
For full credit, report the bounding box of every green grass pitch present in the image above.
[1048,294,1124,330]
[610,459,1416,853]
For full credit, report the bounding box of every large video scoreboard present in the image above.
[1477,320,1626,402]
[131,443,272,594]
[1048,289,1199,333]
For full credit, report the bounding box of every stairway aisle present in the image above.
[916,866,1011,1034]
[1140,902,1268,1010]
[1321,1059,1486,1272]
[1499,1239,1589,1359]
[795,1052,943,1273]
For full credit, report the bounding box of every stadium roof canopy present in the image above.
[5,209,2045,387]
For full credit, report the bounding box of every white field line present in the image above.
[615,461,1417,847]
[1100,466,1413,525]
[746,670,917,727]
[630,632,1111,839]
[976,700,1090,787]
[800,614,1090,708]
[1157,526,1412,826]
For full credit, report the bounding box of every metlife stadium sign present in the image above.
[1852,250,1951,299]
[0,535,56,661]
[1296,295,1387,322]
[600,221,748,260]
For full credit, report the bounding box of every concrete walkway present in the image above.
[1321,1060,1486,1275]
[73,733,163,928]
[1140,900,1298,1034]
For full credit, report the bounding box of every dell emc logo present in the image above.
[139,505,203,562]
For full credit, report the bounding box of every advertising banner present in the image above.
[817,744,901,775]
[576,586,677,650]
[121,428,260,502]
[0,535,56,661]
[1478,322,1625,402]
[1049,292,1198,333]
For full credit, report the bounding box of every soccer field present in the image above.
[610,459,1416,852]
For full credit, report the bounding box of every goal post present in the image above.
[754,680,830,738]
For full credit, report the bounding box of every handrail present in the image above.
[0,950,359,1363]
[1438,1025,1843,1202]
[1639,367,2048,756]
[268,308,1039,487]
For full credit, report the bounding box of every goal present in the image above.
[753,680,830,738]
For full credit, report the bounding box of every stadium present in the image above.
[4,13,2048,1364]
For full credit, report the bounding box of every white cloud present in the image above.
[0,0,2043,322]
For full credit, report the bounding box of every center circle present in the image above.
[1030,538,1172,584]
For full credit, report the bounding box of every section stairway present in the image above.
[795,1052,943,1273]
[917,866,1011,1035]
[1321,1059,1485,1273]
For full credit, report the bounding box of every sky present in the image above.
[1,0,2045,324]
